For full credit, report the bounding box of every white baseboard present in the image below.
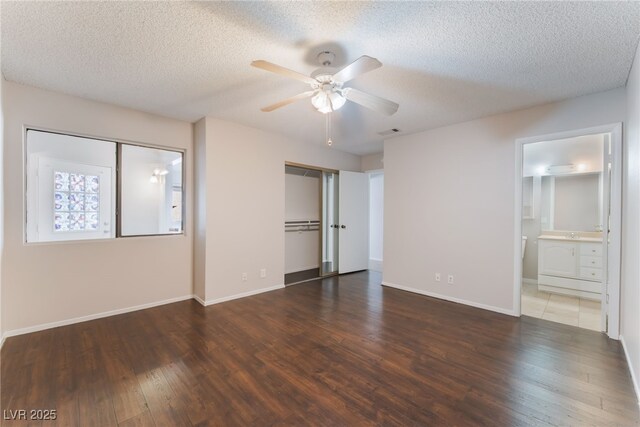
[620,334,640,406]
[1,284,287,344]
[200,284,285,306]
[369,258,383,272]
[382,281,516,317]
[522,278,538,286]
[2,294,194,341]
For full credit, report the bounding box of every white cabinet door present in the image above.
[539,240,578,278]
[338,171,369,274]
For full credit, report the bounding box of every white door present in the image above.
[338,171,369,273]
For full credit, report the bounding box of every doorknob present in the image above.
[340,225,346,229]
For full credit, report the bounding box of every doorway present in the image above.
[514,124,622,338]
[284,164,325,284]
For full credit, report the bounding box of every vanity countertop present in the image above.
[537,234,602,243]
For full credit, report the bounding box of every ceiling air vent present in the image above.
[378,128,401,136]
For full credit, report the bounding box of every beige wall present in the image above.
[622,40,640,398]
[383,88,626,314]
[2,81,194,334]
[285,173,321,274]
[196,118,360,303]
[361,152,384,172]
[0,75,4,342]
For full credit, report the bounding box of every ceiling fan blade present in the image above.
[260,90,316,112]
[342,88,399,116]
[251,60,317,86]
[332,55,382,83]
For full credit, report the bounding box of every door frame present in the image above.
[284,162,340,280]
[513,123,622,339]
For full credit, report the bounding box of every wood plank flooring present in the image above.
[1,271,638,426]
[284,268,320,285]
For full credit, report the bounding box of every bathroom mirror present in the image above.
[540,172,602,232]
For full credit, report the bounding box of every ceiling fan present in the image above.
[251,51,399,116]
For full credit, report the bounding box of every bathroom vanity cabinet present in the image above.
[537,237,603,300]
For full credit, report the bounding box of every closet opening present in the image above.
[284,163,339,285]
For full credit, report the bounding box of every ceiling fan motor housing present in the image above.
[311,67,339,84]
[312,51,342,84]
[317,51,336,67]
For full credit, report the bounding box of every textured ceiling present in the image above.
[2,2,639,155]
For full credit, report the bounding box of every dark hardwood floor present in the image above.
[284,268,320,285]
[1,271,638,426]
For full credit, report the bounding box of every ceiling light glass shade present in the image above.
[312,92,331,113]
[312,91,346,114]
[149,175,159,184]
[328,92,346,110]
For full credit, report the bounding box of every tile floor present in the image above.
[521,282,601,331]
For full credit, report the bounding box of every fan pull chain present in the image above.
[326,112,333,147]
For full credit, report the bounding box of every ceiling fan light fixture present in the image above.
[311,90,346,114]
[328,91,346,110]
[311,91,331,113]
[252,53,398,116]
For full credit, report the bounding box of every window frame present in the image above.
[24,126,186,244]
[116,142,186,238]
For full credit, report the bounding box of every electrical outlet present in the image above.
[447,274,454,284]
[435,273,441,282]
[241,272,248,282]
[260,268,267,278]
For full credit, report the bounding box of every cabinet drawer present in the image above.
[580,256,602,268]
[579,267,602,281]
[580,243,602,257]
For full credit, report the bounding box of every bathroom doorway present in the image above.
[514,124,622,338]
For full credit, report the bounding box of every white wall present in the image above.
[622,40,640,400]
[121,155,163,235]
[2,81,193,334]
[553,174,600,231]
[120,146,182,236]
[196,117,360,303]
[383,88,626,314]
[369,173,384,271]
[285,173,320,273]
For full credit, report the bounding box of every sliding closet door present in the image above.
[322,171,339,276]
